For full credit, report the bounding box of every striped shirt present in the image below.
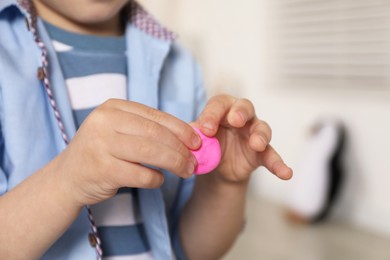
[44,21,153,260]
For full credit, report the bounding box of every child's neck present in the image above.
[32,1,124,37]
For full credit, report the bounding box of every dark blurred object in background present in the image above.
[285,119,346,224]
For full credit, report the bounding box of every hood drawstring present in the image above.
[17,0,179,258]
[20,1,103,259]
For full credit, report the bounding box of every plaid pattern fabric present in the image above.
[18,0,176,41]
[128,1,176,41]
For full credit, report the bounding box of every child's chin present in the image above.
[60,0,129,25]
[71,9,122,25]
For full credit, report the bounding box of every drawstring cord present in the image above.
[26,14,104,260]
[18,0,178,257]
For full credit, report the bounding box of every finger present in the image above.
[110,158,165,189]
[261,145,293,180]
[226,98,256,128]
[102,99,201,150]
[248,119,272,152]
[108,109,189,154]
[197,95,237,136]
[109,133,197,178]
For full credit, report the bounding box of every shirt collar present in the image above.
[0,0,176,41]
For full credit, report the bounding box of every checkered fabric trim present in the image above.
[129,1,176,41]
[18,0,176,41]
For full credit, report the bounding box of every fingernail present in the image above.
[187,155,198,176]
[202,122,214,131]
[258,136,268,147]
[187,161,195,176]
[192,134,201,147]
[238,112,247,123]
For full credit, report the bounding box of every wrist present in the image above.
[194,171,249,196]
[199,170,250,186]
[45,155,85,211]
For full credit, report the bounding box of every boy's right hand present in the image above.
[52,99,201,206]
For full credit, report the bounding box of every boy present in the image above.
[0,0,292,259]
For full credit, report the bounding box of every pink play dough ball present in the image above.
[191,127,221,175]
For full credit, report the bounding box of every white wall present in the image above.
[141,0,390,236]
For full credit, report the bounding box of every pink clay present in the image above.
[191,127,221,175]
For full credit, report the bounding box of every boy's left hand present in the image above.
[193,95,293,183]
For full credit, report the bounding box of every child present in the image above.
[0,0,292,259]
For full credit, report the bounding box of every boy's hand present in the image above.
[54,99,200,206]
[193,95,292,183]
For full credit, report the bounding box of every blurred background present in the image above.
[139,0,390,259]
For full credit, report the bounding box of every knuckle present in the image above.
[101,99,113,108]
[137,142,153,157]
[90,105,110,123]
[176,142,187,155]
[213,97,225,107]
[144,121,163,139]
[241,97,250,103]
[207,96,223,111]
[86,109,106,130]
[241,98,254,109]
[173,154,186,172]
[214,94,232,101]
[175,122,188,137]
[137,171,162,188]
[102,98,119,108]
[138,172,154,187]
[147,106,164,123]
[201,107,218,121]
